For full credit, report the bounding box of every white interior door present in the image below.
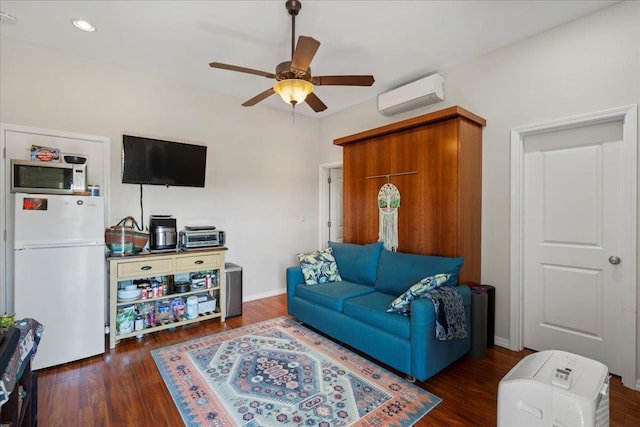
[329,167,343,243]
[319,162,343,247]
[523,120,624,375]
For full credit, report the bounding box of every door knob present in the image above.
[609,256,621,265]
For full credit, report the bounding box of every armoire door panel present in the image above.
[343,138,389,244]
[387,131,421,252]
[456,119,483,284]
[400,120,460,256]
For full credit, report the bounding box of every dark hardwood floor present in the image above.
[36,294,639,426]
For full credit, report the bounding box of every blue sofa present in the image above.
[286,242,472,381]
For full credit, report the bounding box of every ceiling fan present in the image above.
[209,0,375,112]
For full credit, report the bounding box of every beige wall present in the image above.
[320,1,640,377]
[0,36,322,302]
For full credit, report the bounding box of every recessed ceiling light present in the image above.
[72,19,96,32]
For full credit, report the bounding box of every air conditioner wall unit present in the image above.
[378,73,444,116]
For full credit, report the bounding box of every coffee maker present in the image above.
[149,215,177,252]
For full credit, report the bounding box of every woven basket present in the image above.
[105,216,149,254]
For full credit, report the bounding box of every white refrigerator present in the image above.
[13,193,106,370]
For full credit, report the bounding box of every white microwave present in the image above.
[11,159,87,194]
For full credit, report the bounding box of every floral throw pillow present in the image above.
[297,248,342,285]
[386,273,451,315]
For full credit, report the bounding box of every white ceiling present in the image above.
[0,0,619,118]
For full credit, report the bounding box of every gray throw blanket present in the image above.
[424,286,468,340]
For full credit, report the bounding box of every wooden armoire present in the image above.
[334,106,486,285]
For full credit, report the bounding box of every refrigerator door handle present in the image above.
[16,241,103,250]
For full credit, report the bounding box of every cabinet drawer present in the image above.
[175,253,221,272]
[117,258,173,279]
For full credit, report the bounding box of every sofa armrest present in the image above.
[409,285,471,380]
[409,285,470,325]
[286,266,304,314]
[286,266,303,290]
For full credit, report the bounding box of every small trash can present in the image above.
[225,263,243,318]
[470,287,488,359]
[479,284,495,348]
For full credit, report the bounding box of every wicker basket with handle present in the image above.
[105,216,149,254]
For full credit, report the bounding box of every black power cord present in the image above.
[139,184,144,230]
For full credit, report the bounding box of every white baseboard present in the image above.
[243,287,286,303]
[494,336,510,349]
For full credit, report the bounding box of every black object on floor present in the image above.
[470,288,488,359]
[225,263,243,318]
[479,284,495,348]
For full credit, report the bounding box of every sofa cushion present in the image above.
[295,281,375,312]
[375,250,464,295]
[343,292,411,340]
[328,241,383,286]
[386,273,450,315]
[297,247,342,285]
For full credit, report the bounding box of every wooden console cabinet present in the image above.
[108,248,226,348]
[334,106,486,285]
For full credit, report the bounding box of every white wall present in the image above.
[0,36,322,303]
[320,1,640,373]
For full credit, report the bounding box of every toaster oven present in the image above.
[179,229,225,249]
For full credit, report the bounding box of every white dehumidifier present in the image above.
[498,350,609,427]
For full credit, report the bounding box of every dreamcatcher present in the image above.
[377,182,400,251]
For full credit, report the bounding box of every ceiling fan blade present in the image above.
[312,75,375,86]
[305,92,327,112]
[242,88,276,106]
[209,62,275,79]
[291,36,321,74]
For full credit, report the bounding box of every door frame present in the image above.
[509,105,637,389]
[318,161,343,248]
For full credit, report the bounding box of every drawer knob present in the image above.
[195,260,204,265]
[141,265,152,271]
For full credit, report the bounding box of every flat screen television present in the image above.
[121,135,207,187]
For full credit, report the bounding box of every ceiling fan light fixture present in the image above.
[209,0,373,113]
[273,79,313,105]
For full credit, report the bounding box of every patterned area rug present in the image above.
[152,317,441,426]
